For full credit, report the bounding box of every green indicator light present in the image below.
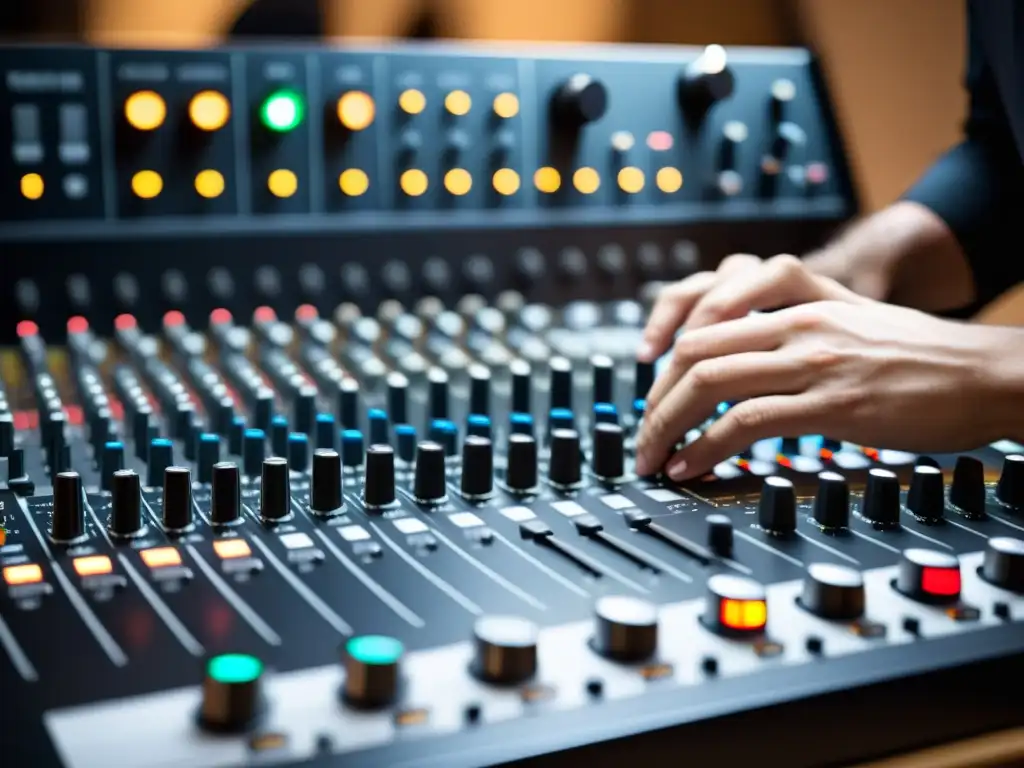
[347,635,403,665]
[260,89,305,132]
[207,653,263,684]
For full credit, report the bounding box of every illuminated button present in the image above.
[279,532,314,550]
[124,90,166,131]
[647,131,674,151]
[610,131,634,152]
[656,167,683,193]
[140,546,183,569]
[3,563,43,586]
[131,170,163,199]
[73,555,113,577]
[200,653,264,732]
[0,528,5,547]
[260,89,305,132]
[444,90,472,116]
[213,538,252,560]
[444,168,472,196]
[339,169,369,197]
[493,92,519,118]
[617,166,644,194]
[267,169,298,199]
[492,168,520,196]
[344,635,404,708]
[195,169,225,199]
[399,89,426,115]
[189,90,230,131]
[20,172,44,200]
[895,548,961,604]
[534,166,561,194]
[573,167,600,194]
[400,169,428,197]
[703,573,767,636]
[338,91,375,131]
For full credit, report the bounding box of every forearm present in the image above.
[989,327,1024,443]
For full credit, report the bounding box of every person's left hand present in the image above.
[634,299,1018,481]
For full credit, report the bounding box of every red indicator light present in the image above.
[719,598,767,631]
[114,314,137,331]
[254,306,276,323]
[921,566,960,596]
[775,454,792,469]
[646,131,674,151]
[862,447,879,460]
[295,304,317,322]
[163,310,185,327]
[820,449,834,461]
[16,320,38,338]
[67,316,89,334]
[210,307,232,325]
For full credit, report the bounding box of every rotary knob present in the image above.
[949,455,986,517]
[591,422,626,483]
[895,548,961,604]
[51,470,86,543]
[548,428,583,490]
[679,44,735,113]
[364,444,397,508]
[905,465,945,523]
[108,469,145,538]
[210,462,241,525]
[343,635,404,708]
[758,476,796,535]
[460,436,494,500]
[504,433,538,494]
[591,595,659,662]
[799,562,865,620]
[702,573,767,637]
[412,441,448,504]
[980,537,1024,592]
[472,615,539,684]
[997,454,1024,508]
[162,466,194,532]
[812,471,849,530]
[552,74,608,127]
[259,457,291,522]
[199,653,265,733]
[310,448,344,515]
[860,468,901,528]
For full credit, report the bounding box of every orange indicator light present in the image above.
[656,167,683,194]
[125,90,166,131]
[213,538,252,560]
[0,528,6,546]
[534,166,561,194]
[399,89,426,115]
[492,168,520,196]
[131,170,163,199]
[194,169,225,199]
[492,92,519,118]
[140,547,183,569]
[339,169,369,196]
[720,598,767,631]
[617,166,645,194]
[400,169,428,197]
[20,173,44,200]
[73,555,113,578]
[338,91,375,131]
[188,90,230,131]
[572,167,600,194]
[443,168,472,196]
[267,169,298,199]
[444,90,472,116]
[4,563,43,586]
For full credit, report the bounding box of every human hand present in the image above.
[634,300,1018,481]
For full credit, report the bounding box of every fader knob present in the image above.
[413,441,448,504]
[591,354,614,404]
[591,422,626,482]
[799,562,865,620]
[553,73,608,126]
[472,615,539,684]
[680,44,735,110]
[310,449,344,515]
[591,595,658,662]
[211,462,241,525]
[548,356,573,411]
[548,428,583,490]
[259,457,291,522]
[162,466,194,532]
[981,537,1024,592]
[950,455,986,517]
[706,514,733,557]
[812,471,849,530]
[199,653,264,733]
[109,469,144,537]
[363,445,397,508]
[906,465,944,523]
[861,468,901,528]
[343,635,404,708]
[997,455,1024,508]
[702,574,767,637]
[758,476,796,535]
[51,471,85,542]
[460,436,494,500]
[895,548,961,604]
[504,434,538,493]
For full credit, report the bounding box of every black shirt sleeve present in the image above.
[901,1,1024,312]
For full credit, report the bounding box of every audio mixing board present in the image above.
[0,39,1022,768]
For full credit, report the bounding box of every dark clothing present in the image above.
[902,0,1024,312]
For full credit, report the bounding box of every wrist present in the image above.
[984,327,1024,443]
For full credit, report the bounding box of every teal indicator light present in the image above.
[346,635,403,665]
[260,89,305,132]
[207,653,263,684]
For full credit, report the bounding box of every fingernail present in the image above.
[666,456,688,480]
[636,341,655,362]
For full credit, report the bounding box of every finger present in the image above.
[664,394,829,481]
[636,351,811,476]
[638,272,716,361]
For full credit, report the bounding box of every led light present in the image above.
[647,130,674,151]
[260,89,305,132]
[20,172,43,200]
[443,168,472,196]
[195,169,225,199]
[444,90,472,116]
[493,92,519,118]
[189,90,230,131]
[400,169,428,197]
[720,597,767,631]
[346,634,403,665]
[534,166,561,194]
[617,166,645,194]
[279,532,314,550]
[922,566,961,596]
[124,90,166,131]
[131,170,163,199]
[337,91,375,131]
[73,555,113,577]
[140,546,182,569]
[213,538,252,560]
[398,89,426,115]
[611,131,635,152]
[656,167,683,194]
[492,168,520,196]
[3,563,43,586]
[208,653,263,684]
[339,169,369,197]
[267,169,298,199]
[572,167,600,194]
[0,528,6,546]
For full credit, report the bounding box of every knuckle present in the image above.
[768,253,803,274]
[801,344,842,370]
[718,253,756,272]
[786,303,829,333]
[728,402,770,433]
[686,360,720,390]
[696,296,730,322]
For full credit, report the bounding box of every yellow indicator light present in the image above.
[3,563,43,586]
[73,555,113,577]
[20,173,44,200]
[492,168,520,196]
[443,168,472,196]
[338,91,375,131]
[444,90,471,116]
[195,169,225,199]
[400,169,428,197]
[656,166,683,194]
[339,169,369,197]
[720,598,767,631]
[124,90,166,131]
[131,170,163,199]
[573,167,600,194]
[399,89,426,115]
[534,166,561,194]
[617,166,645,194]
[188,90,230,131]
[267,169,298,199]
[213,538,252,560]
[394,708,430,727]
[493,92,519,119]
[140,547,182,569]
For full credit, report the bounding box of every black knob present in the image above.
[211,462,241,525]
[132,406,151,459]
[504,433,538,493]
[906,465,944,523]
[634,359,654,403]
[896,548,960,604]
[469,364,491,417]
[553,73,607,126]
[386,372,409,425]
[590,354,614,405]
[548,357,573,411]
[199,652,264,733]
[310,448,344,515]
[428,367,449,421]
[109,469,144,537]
[758,476,796,535]
[860,468,901,528]
[706,513,733,557]
[174,402,197,440]
[591,595,658,662]
[364,445,397,508]
[680,44,735,111]
[548,428,582,490]
[800,562,865,620]
[950,455,986,517]
[338,377,360,429]
[591,422,625,482]
[812,471,849,530]
[51,471,85,542]
[293,385,317,436]
[0,412,13,456]
[460,436,494,499]
[162,466,194,532]
[472,615,538,684]
[510,359,532,414]
[243,429,265,478]
[254,389,274,432]
[412,441,448,504]
[997,454,1024,508]
[259,457,291,522]
[981,537,1024,592]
